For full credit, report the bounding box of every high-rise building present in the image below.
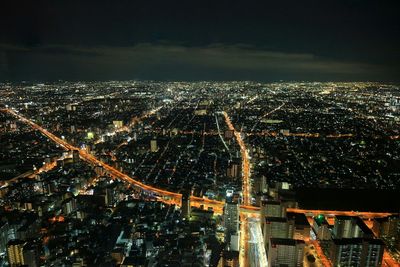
[22,242,39,267]
[62,197,77,215]
[0,222,10,253]
[287,212,310,241]
[7,239,26,267]
[224,198,239,234]
[259,175,268,193]
[333,216,356,238]
[362,239,385,267]
[105,185,116,207]
[330,238,384,267]
[260,200,285,232]
[263,217,293,251]
[333,216,373,239]
[226,159,241,179]
[313,215,332,240]
[181,191,191,219]
[7,239,39,267]
[330,238,363,266]
[373,215,400,239]
[229,232,240,252]
[150,139,158,152]
[267,238,305,267]
[72,150,80,163]
[218,250,239,267]
[330,216,384,266]
[265,200,285,217]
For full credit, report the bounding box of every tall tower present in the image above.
[181,191,191,219]
[267,238,305,267]
[72,150,80,163]
[261,200,285,233]
[263,217,292,251]
[224,198,239,234]
[7,240,26,267]
[150,139,158,152]
[21,242,39,267]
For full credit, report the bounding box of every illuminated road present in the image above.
[285,208,394,219]
[223,111,252,267]
[383,251,400,267]
[5,108,179,196]
[310,240,332,267]
[223,111,251,206]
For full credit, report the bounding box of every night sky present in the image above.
[1,0,399,82]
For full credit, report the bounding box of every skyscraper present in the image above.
[260,200,285,232]
[181,191,191,219]
[21,242,39,267]
[150,139,158,152]
[7,239,25,267]
[313,215,332,240]
[263,217,293,251]
[267,238,305,267]
[287,212,310,241]
[7,240,39,267]
[333,216,374,239]
[224,198,239,234]
[330,238,384,267]
[373,215,400,239]
[72,150,80,163]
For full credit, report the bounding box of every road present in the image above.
[223,111,253,266]
[223,111,251,206]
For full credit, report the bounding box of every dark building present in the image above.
[72,150,80,163]
[181,191,191,219]
[267,238,305,267]
[264,217,292,251]
[330,238,384,267]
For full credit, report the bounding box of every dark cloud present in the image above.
[0,43,394,82]
[0,0,399,81]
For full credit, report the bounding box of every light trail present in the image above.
[285,208,394,219]
[223,111,251,206]
[310,240,332,267]
[223,111,252,266]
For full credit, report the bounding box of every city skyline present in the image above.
[1,1,400,266]
[0,81,399,266]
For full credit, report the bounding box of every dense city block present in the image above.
[0,81,399,266]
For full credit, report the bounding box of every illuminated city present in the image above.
[0,81,399,266]
[1,1,400,266]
